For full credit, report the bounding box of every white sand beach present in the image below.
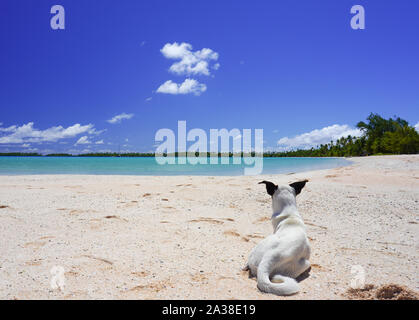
[0,155,418,300]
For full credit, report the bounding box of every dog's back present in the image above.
[246,180,311,296]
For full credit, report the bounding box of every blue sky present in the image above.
[0,0,418,154]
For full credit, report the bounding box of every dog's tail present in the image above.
[256,259,299,296]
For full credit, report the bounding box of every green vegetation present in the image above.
[266,113,419,157]
[45,153,73,157]
[0,114,417,158]
[0,152,42,156]
[77,152,155,157]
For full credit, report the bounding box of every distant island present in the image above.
[1,114,418,158]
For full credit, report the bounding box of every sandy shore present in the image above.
[0,155,418,300]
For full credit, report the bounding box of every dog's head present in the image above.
[259,180,308,210]
[259,180,308,197]
[259,180,308,226]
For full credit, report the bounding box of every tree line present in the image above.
[265,113,418,157]
[1,114,417,158]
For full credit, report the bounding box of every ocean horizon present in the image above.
[0,156,351,176]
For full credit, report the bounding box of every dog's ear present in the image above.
[289,180,308,195]
[258,181,278,196]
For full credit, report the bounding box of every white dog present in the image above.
[244,180,311,296]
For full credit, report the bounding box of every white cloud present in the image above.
[415,121,419,132]
[277,124,362,150]
[107,113,134,124]
[75,136,91,145]
[156,79,207,96]
[145,97,152,102]
[160,42,219,76]
[95,140,104,144]
[89,128,107,135]
[0,122,94,144]
[0,125,18,133]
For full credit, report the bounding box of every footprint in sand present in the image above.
[226,231,258,243]
[188,217,224,224]
[191,272,208,283]
[240,234,263,242]
[39,235,55,240]
[89,219,103,230]
[223,230,241,237]
[25,260,42,266]
[131,271,149,277]
[23,241,46,250]
[325,174,338,178]
[162,206,176,210]
[122,201,139,208]
[65,270,79,277]
[245,233,265,239]
[310,263,325,271]
[305,222,327,230]
[69,209,84,215]
[104,215,128,222]
[255,216,270,223]
[256,199,270,204]
[81,254,113,265]
[129,279,174,293]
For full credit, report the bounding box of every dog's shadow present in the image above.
[295,266,311,282]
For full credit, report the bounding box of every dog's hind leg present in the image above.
[271,258,310,282]
[291,258,311,278]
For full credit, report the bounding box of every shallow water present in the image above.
[0,156,351,176]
